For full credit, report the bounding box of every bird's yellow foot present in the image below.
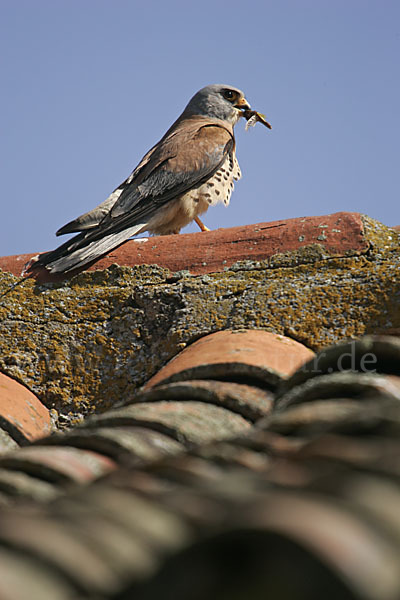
[194,217,211,232]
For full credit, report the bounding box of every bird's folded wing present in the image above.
[55,117,233,239]
[79,120,234,241]
[28,119,234,275]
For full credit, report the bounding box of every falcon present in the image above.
[23,84,262,283]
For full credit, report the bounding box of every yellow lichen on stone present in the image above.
[0,217,399,426]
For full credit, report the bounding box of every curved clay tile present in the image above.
[275,371,400,412]
[133,380,273,422]
[39,426,184,463]
[145,330,314,390]
[0,467,60,503]
[0,372,51,445]
[83,401,252,446]
[0,212,370,280]
[277,335,400,399]
[0,446,116,485]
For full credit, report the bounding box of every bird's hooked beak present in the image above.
[234,96,251,111]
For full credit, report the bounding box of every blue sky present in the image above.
[1,0,399,257]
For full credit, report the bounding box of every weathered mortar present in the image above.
[0,215,399,423]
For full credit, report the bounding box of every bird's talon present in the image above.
[194,217,211,232]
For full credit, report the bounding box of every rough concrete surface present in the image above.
[0,215,399,423]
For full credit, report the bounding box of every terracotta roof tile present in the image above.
[276,371,400,412]
[135,380,273,422]
[0,547,76,600]
[0,372,51,444]
[277,335,400,399]
[0,212,371,280]
[39,426,184,463]
[0,429,18,455]
[83,401,252,445]
[0,446,116,485]
[0,468,60,502]
[145,330,314,390]
[265,398,391,436]
[0,512,124,595]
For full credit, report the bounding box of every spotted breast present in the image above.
[147,151,242,235]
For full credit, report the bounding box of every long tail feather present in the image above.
[23,222,148,282]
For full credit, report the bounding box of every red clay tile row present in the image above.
[2,332,400,498]
[0,373,399,598]
[0,212,369,281]
[1,331,399,505]
[0,330,312,495]
[0,335,400,599]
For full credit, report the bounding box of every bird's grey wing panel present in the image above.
[31,123,233,274]
[106,124,234,228]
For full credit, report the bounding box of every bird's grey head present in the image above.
[183,84,251,124]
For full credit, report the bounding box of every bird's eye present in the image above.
[223,89,236,101]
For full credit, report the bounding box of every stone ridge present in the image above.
[0,212,371,281]
[0,213,399,422]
